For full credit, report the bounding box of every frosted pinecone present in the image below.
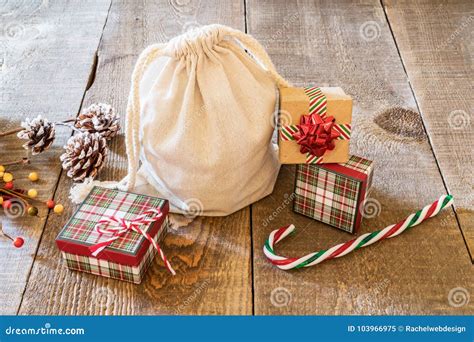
[74,103,120,140]
[60,132,108,182]
[17,115,56,155]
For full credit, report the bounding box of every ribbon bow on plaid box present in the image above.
[90,208,175,275]
[56,187,175,280]
[280,87,351,164]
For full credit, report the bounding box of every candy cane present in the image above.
[264,195,453,270]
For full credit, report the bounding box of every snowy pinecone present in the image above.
[74,103,120,140]
[17,115,56,155]
[60,132,108,182]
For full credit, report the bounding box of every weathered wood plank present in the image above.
[248,0,473,314]
[19,0,251,315]
[0,0,111,315]
[383,0,474,259]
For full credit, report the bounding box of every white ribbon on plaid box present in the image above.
[89,208,176,275]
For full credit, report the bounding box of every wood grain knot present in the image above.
[374,107,426,140]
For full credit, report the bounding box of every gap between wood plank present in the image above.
[244,0,249,33]
[244,0,257,316]
[379,0,472,261]
[15,0,114,315]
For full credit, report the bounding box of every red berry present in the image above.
[2,200,12,209]
[4,182,13,190]
[13,237,24,248]
[46,199,55,209]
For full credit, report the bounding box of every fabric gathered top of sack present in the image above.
[70,24,291,220]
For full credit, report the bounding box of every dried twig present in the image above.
[1,157,30,167]
[0,127,22,138]
[0,118,75,138]
[0,224,14,240]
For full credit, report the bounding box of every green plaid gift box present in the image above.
[294,155,374,233]
[56,186,170,284]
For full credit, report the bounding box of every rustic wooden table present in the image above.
[0,0,472,315]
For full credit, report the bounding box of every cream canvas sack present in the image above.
[71,24,289,216]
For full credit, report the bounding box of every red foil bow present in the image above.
[89,208,175,275]
[292,114,341,157]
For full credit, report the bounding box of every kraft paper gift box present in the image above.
[56,186,172,284]
[279,86,352,164]
[293,155,374,233]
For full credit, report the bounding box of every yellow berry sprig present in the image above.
[0,165,64,217]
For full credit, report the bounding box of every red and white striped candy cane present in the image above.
[264,195,453,270]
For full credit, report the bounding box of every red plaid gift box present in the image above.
[56,186,171,284]
[294,155,374,233]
